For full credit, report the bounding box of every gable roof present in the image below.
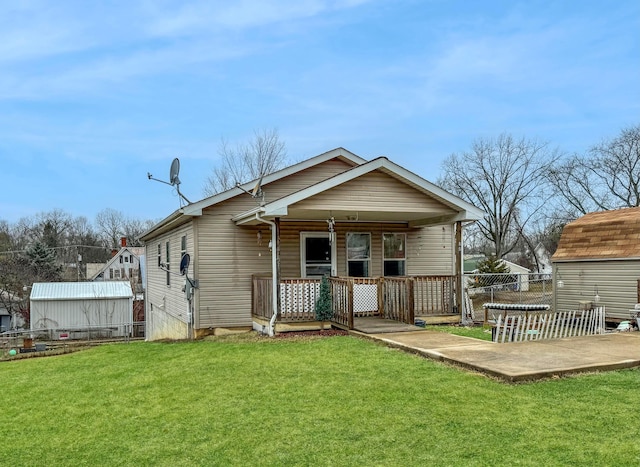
[552,207,640,262]
[232,157,484,225]
[141,147,365,240]
[89,247,144,281]
[30,281,133,301]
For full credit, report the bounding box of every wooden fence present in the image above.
[493,307,605,343]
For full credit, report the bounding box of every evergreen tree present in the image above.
[25,241,63,282]
[315,275,333,330]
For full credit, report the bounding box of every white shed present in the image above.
[30,282,133,339]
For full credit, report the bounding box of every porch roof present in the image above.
[141,147,365,240]
[232,157,484,226]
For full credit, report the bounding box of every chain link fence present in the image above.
[464,273,553,321]
[1,322,145,358]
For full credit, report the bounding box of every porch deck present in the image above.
[252,275,459,330]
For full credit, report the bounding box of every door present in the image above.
[301,232,336,278]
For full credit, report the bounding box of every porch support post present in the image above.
[455,221,463,319]
[275,217,281,328]
[254,212,280,336]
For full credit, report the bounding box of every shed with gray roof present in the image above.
[30,281,133,339]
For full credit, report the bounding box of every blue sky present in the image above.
[1,0,638,225]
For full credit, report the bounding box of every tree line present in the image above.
[0,208,155,321]
[1,122,637,313]
[439,123,640,271]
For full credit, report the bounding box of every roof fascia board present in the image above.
[552,257,640,263]
[144,147,366,235]
[263,157,484,219]
[381,159,484,219]
[183,147,365,216]
[408,212,472,227]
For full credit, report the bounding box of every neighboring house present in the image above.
[90,238,145,294]
[463,255,531,291]
[552,207,640,321]
[30,281,134,339]
[0,290,25,331]
[140,148,484,340]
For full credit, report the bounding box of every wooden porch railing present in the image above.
[414,275,456,314]
[328,277,353,329]
[252,274,457,330]
[381,277,415,325]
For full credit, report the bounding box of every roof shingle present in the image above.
[552,207,640,261]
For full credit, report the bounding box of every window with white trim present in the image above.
[383,233,406,276]
[165,241,171,286]
[181,235,187,260]
[347,233,370,277]
[157,244,161,267]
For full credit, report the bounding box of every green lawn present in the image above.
[424,324,493,340]
[1,335,638,466]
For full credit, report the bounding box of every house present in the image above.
[552,207,640,322]
[0,290,25,332]
[140,148,484,340]
[464,255,531,291]
[30,281,134,339]
[90,237,145,293]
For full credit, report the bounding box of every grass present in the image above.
[424,324,493,340]
[1,335,639,466]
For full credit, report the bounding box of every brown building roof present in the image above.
[552,207,640,261]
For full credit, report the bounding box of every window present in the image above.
[383,233,406,276]
[109,268,114,279]
[347,233,370,277]
[165,241,171,286]
[124,256,129,263]
[157,244,161,267]
[114,269,120,279]
[181,235,187,256]
[130,255,133,263]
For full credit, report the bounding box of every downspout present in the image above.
[255,212,279,336]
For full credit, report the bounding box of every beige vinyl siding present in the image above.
[260,158,355,202]
[554,260,640,320]
[194,158,363,328]
[279,221,455,278]
[292,170,456,214]
[407,225,455,275]
[196,206,271,328]
[145,221,194,339]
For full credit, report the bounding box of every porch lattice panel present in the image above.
[279,280,320,321]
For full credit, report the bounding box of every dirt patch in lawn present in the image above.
[274,329,349,339]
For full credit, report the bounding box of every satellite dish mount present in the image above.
[236,173,265,204]
[147,157,192,205]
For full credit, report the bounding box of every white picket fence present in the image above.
[493,307,605,343]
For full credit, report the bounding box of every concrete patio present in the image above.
[354,329,640,382]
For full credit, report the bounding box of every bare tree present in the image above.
[203,128,288,196]
[122,218,153,246]
[95,208,125,249]
[440,134,559,258]
[548,124,640,219]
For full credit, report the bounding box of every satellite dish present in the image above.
[170,158,180,186]
[147,157,192,205]
[179,253,190,276]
